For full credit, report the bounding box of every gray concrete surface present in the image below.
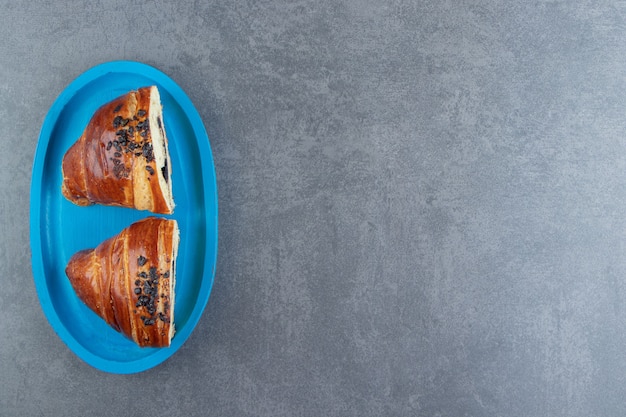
[2,0,626,416]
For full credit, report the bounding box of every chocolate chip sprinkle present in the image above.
[135,295,149,307]
[158,312,170,323]
[142,142,154,162]
[112,163,129,178]
[108,109,157,178]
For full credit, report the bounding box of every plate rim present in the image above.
[30,60,218,374]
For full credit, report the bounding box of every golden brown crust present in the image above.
[61,87,172,214]
[65,217,177,347]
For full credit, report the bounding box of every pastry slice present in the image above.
[62,86,174,214]
[65,217,179,348]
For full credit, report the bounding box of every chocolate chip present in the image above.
[163,271,170,278]
[161,161,169,183]
[113,116,123,128]
[137,109,146,117]
[106,141,112,151]
[137,255,147,266]
[134,288,141,294]
[113,104,122,113]
[113,163,128,178]
[158,312,170,323]
[146,166,154,175]
[142,142,154,162]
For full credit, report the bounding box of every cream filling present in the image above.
[149,86,174,212]
[168,221,180,341]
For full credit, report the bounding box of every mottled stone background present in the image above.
[2,1,626,416]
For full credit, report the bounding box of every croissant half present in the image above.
[65,217,179,348]
[62,86,174,214]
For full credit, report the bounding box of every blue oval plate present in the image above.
[30,61,218,374]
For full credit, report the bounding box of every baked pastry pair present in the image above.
[62,87,178,348]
